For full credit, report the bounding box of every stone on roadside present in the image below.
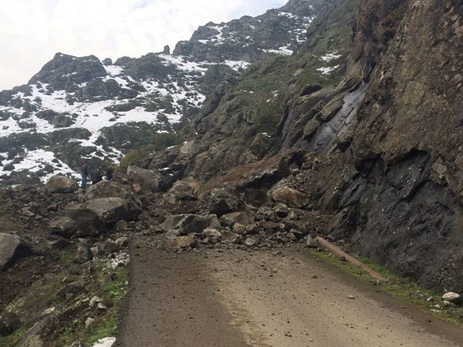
[202,228,222,238]
[89,296,104,308]
[306,235,318,248]
[85,317,95,328]
[116,237,129,248]
[115,220,128,231]
[222,232,239,244]
[74,246,93,264]
[103,240,119,254]
[245,237,258,247]
[176,235,196,248]
[442,292,462,305]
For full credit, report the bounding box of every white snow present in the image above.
[224,60,251,71]
[0,149,79,183]
[92,337,116,347]
[320,52,342,62]
[317,65,339,75]
[159,54,208,73]
[103,64,124,76]
[262,47,293,56]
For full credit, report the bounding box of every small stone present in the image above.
[97,302,108,310]
[244,237,257,247]
[116,237,129,248]
[103,239,119,254]
[89,296,104,307]
[42,307,56,316]
[426,296,435,302]
[115,220,128,231]
[85,317,95,328]
[74,246,93,264]
[442,292,462,305]
[347,295,356,299]
[306,235,318,248]
[176,235,196,248]
[311,274,318,279]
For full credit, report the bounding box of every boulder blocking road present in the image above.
[116,239,463,347]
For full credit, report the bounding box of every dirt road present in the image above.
[116,239,463,347]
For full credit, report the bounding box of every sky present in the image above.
[0,0,288,91]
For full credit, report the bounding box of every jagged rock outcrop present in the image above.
[0,233,32,271]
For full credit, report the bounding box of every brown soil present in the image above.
[117,239,463,347]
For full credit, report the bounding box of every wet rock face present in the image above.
[321,0,463,290]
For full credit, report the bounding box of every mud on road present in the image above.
[116,238,463,347]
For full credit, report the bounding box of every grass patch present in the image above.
[0,328,26,346]
[54,260,128,347]
[119,132,184,171]
[83,263,128,345]
[312,249,463,327]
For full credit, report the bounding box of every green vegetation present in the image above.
[119,132,184,171]
[57,261,128,346]
[83,264,127,345]
[0,328,26,346]
[313,250,463,327]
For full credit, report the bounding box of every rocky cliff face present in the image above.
[329,0,463,290]
[277,0,463,290]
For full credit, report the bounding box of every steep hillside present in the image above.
[144,0,356,181]
[144,0,463,293]
[0,0,329,186]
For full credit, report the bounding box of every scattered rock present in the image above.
[202,228,222,238]
[74,246,93,264]
[176,235,196,248]
[85,317,95,328]
[127,166,161,194]
[57,281,85,299]
[245,237,258,247]
[116,237,129,248]
[0,233,32,271]
[115,220,128,231]
[103,239,119,254]
[45,175,78,194]
[442,292,462,305]
[49,216,77,238]
[90,296,104,308]
[270,186,308,208]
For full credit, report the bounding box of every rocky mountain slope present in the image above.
[2,0,463,346]
[144,0,463,292]
[0,0,330,187]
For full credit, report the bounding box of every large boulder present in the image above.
[167,181,198,201]
[83,197,134,225]
[127,166,161,194]
[84,181,135,201]
[49,216,76,238]
[204,187,242,216]
[269,186,308,208]
[68,208,106,237]
[45,175,78,194]
[0,233,32,271]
